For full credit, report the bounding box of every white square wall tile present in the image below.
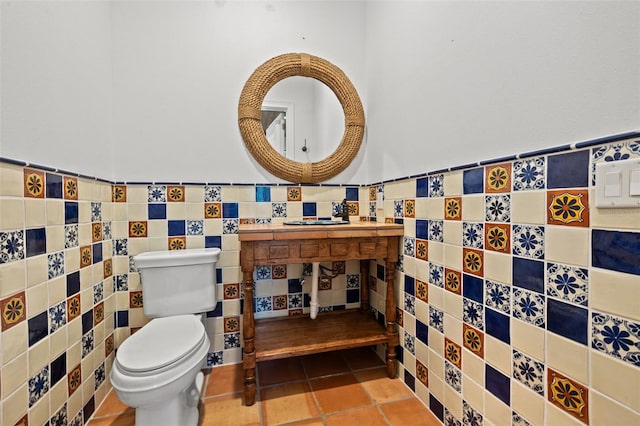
[591,268,640,321]
[510,191,546,224]
[545,226,589,266]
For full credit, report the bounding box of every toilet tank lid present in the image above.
[116,315,206,373]
[134,248,221,269]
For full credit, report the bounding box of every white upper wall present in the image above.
[364,1,640,182]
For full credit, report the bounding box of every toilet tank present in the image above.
[133,248,221,318]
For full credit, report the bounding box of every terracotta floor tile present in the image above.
[325,405,388,426]
[310,373,372,414]
[205,363,244,397]
[260,381,320,425]
[201,392,261,426]
[93,390,133,417]
[258,357,306,386]
[342,346,385,371]
[355,367,415,403]
[86,412,135,426]
[302,351,351,378]
[379,398,441,426]
[286,419,324,426]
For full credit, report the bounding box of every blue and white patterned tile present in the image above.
[207,351,223,367]
[463,401,483,426]
[546,263,588,306]
[463,298,484,331]
[429,262,444,288]
[204,185,222,202]
[429,306,444,333]
[94,362,105,390]
[591,139,640,185]
[255,265,271,280]
[403,236,415,257]
[29,365,49,407]
[512,349,545,396]
[271,202,287,218]
[256,217,272,224]
[186,220,204,236]
[404,331,415,355]
[346,274,360,289]
[404,294,416,316]
[429,174,444,197]
[129,255,137,273]
[462,222,484,249]
[255,296,272,313]
[397,254,405,273]
[429,220,444,242]
[512,225,545,259]
[513,157,545,191]
[369,202,376,217]
[445,408,462,426]
[82,330,94,358]
[288,293,303,308]
[65,224,79,249]
[51,403,68,426]
[113,238,128,256]
[512,411,532,426]
[512,288,545,328]
[49,301,66,334]
[485,194,511,222]
[485,280,511,315]
[102,221,112,240]
[93,282,104,304]
[222,219,239,234]
[224,332,241,349]
[0,230,25,264]
[148,185,167,202]
[90,202,102,222]
[445,360,462,392]
[69,412,83,426]
[592,311,640,367]
[47,251,65,279]
[114,274,128,291]
[394,200,404,218]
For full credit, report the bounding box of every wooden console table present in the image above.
[239,222,403,406]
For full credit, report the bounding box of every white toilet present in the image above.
[110,248,221,426]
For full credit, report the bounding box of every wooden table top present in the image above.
[238,221,404,241]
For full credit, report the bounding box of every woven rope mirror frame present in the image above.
[238,53,365,183]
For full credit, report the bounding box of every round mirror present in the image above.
[238,53,365,183]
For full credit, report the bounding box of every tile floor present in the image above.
[89,347,441,425]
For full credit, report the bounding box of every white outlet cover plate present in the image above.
[595,158,640,208]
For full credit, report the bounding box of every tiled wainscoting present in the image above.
[0,131,639,425]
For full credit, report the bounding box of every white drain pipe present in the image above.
[310,262,320,319]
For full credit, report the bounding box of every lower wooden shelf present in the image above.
[254,310,388,362]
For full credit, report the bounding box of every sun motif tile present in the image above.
[444,197,462,220]
[94,302,104,325]
[546,263,588,306]
[512,224,544,259]
[224,316,240,332]
[396,307,404,326]
[463,222,484,249]
[223,283,239,299]
[63,176,78,200]
[204,202,222,218]
[444,360,462,392]
[429,306,444,333]
[404,199,416,218]
[485,194,511,222]
[547,190,589,227]
[444,337,462,369]
[168,237,186,250]
[513,349,544,396]
[485,223,511,253]
[347,201,359,217]
[91,222,102,243]
[68,365,82,396]
[67,294,81,322]
[592,311,640,368]
[513,288,545,328]
[273,294,288,310]
[415,279,428,303]
[332,261,346,274]
[444,268,462,295]
[102,259,112,280]
[271,264,287,279]
[129,221,148,238]
[105,334,114,357]
[463,248,483,277]
[129,291,144,308]
[369,186,377,201]
[485,280,511,315]
[463,323,484,359]
[287,186,302,201]
[80,245,92,268]
[463,298,484,330]
[416,359,429,387]
[148,185,167,202]
[513,157,545,191]
[166,185,185,202]
[112,184,126,202]
[1,291,26,331]
[415,239,428,261]
[23,168,45,198]
[486,163,512,193]
[548,369,589,424]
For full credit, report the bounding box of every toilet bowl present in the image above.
[111,315,209,426]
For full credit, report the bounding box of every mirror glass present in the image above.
[262,77,343,163]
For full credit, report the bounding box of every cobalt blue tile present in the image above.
[592,230,640,276]
[547,299,588,345]
[64,202,78,224]
[92,243,102,263]
[463,274,484,303]
[377,264,385,281]
[205,236,221,249]
[216,268,222,284]
[395,344,403,363]
[26,228,46,257]
[404,276,415,296]
[148,204,166,220]
[255,186,271,202]
[116,310,128,328]
[346,187,359,201]
[463,168,484,194]
[404,370,415,392]
[486,364,510,405]
[333,305,346,311]
[206,303,222,318]
[45,173,63,198]
[302,202,317,217]
[574,131,640,148]
[416,219,429,240]
[288,278,302,293]
[346,289,359,303]
[168,220,185,236]
[222,203,238,218]
[416,177,429,198]
[28,311,48,346]
[83,397,95,424]
[429,394,445,422]
[50,352,66,386]
[512,257,544,294]
[547,150,590,189]
[66,271,80,296]
[416,319,428,345]
[394,218,404,225]
[82,310,93,335]
[486,308,510,344]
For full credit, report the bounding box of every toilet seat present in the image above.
[116,315,206,375]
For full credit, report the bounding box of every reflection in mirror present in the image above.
[262,77,343,162]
